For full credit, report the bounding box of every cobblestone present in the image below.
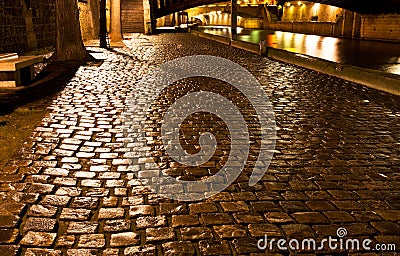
[109,232,140,247]
[66,249,97,255]
[146,227,175,242]
[77,234,105,248]
[25,248,62,256]
[214,225,247,239]
[232,238,261,254]
[20,231,56,246]
[56,235,75,247]
[0,215,19,228]
[171,215,199,227]
[0,245,19,256]
[123,245,156,256]
[104,219,131,232]
[23,217,56,232]
[98,208,124,219]
[201,213,233,225]
[198,240,231,255]
[162,241,195,256]
[0,33,399,255]
[0,229,18,243]
[67,221,98,234]
[248,223,281,237]
[136,216,167,228]
[180,227,213,240]
[129,205,154,217]
[60,208,91,220]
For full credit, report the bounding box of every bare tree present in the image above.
[54,0,89,61]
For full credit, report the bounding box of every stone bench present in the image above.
[0,53,43,87]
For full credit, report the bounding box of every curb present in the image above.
[192,30,230,45]
[191,30,400,96]
[268,48,400,96]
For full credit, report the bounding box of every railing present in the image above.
[267,21,341,37]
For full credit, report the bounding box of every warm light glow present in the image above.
[385,58,400,75]
[304,34,321,57]
[327,4,338,20]
[388,65,400,75]
[293,33,305,46]
[320,37,339,62]
[266,34,278,47]
[280,31,295,48]
[312,3,321,16]
[286,2,291,6]
[297,1,302,5]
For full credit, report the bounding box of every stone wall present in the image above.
[0,0,103,54]
[185,5,265,28]
[121,0,144,33]
[31,0,56,49]
[78,0,100,41]
[243,18,264,29]
[0,0,56,54]
[361,15,400,42]
[274,1,399,42]
[0,0,27,53]
[271,15,399,42]
[282,1,343,22]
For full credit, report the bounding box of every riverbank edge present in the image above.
[191,30,400,97]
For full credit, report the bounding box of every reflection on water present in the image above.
[199,26,400,75]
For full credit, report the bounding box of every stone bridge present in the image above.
[150,0,400,20]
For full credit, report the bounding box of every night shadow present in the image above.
[0,60,90,116]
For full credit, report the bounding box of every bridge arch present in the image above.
[151,0,400,19]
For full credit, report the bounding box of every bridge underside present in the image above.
[153,0,400,19]
[154,0,228,18]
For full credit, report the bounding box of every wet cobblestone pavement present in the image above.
[1,33,400,255]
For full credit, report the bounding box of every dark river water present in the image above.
[199,26,400,76]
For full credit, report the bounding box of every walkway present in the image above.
[0,33,400,255]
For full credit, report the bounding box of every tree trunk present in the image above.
[54,0,89,61]
[110,0,123,42]
[99,0,108,48]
